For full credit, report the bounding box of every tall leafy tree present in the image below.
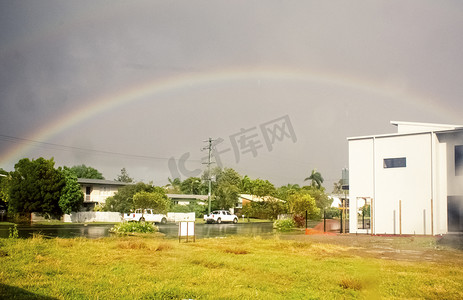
[8,158,65,218]
[115,167,134,183]
[302,187,332,213]
[180,177,204,194]
[214,183,240,210]
[240,175,253,194]
[69,164,104,179]
[213,168,241,209]
[251,178,276,197]
[276,183,300,200]
[104,182,154,213]
[304,169,324,189]
[165,177,182,194]
[133,188,170,214]
[286,191,320,219]
[0,168,10,208]
[59,167,84,214]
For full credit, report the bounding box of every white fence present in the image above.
[167,212,195,223]
[63,212,122,223]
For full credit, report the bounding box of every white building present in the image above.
[77,178,129,210]
[348,121,463,235]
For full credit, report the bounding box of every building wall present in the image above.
[81,184,120,205]
[349,133,434,235]
[438,131,463,233]
[348,138,374,233]
[375,134,432,235]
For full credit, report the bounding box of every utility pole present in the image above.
[202,138,215,214]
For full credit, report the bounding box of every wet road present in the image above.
[0,222,275,239]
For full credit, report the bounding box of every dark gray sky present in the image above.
[1,0,462,189]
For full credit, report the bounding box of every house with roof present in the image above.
[348,121,463,235]
[166,194,208,206]
[77,178,129,210]
[238,194,283,208]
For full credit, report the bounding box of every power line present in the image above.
[0,134,201,162]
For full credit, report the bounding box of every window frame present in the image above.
[383,157,407,169]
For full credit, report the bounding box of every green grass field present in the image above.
[1,234,462,299]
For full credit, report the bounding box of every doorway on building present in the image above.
[448,196,463,233]
[357,197,371,231]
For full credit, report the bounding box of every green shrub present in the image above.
[273,219,296,232]
[170,203,207,218]
[292,214,307,227]
[324,207,340,219]
[110,222,158,234]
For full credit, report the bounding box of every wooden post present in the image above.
[340,199,343,234]
[431,198,434,236]
[423,209,426,235]
[370,198,374,236]
[399,200,402,235]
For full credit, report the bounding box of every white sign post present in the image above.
[178,221,195,243]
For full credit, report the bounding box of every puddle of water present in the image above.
[0,222,275,239]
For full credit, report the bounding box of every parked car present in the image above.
[123,209,168,224]
[204,210,238,224]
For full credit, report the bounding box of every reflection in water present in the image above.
[0,222,275,239]
[0,224,115,239]
[159,222,275,239]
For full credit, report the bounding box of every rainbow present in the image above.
[0,66,452,168]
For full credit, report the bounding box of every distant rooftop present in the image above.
[77,178,130,186]
[349,121,463,141]
[166,194,209,200]
[391,121,463,134]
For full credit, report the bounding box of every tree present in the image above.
[0,168,10,208]
[165,177,182,194]
[115,168,133,183]
[332,179,343,195]
[251,178,276,197]
[180,177,204,194]
[133,189,170,214]
[304,169,324,189]
[213,168,241,209]
[298,187,332,218]
[214,183,240,210]
[241,175,253,194]
[59,167,84,214]
[69,164,104,179]
[286,192,320,219]
[276,183,300,200]
[104,182,154,213]
[243,197,286,221]
[8,158,65,218]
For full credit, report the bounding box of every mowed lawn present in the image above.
[1,234,463,299]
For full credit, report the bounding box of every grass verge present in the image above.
[0,235,462,299]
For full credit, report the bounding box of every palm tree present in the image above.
[165,177,182,194]
[304,169,324,189]
[332,179,343,195]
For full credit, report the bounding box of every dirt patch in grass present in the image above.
[280,234,463,264]
[340,277,363,291]
[116,240,148,250]
[223,247,249,255]
[154,242,173,252]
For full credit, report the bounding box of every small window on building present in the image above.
[383,157,406,168]
[455,145,463,176]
